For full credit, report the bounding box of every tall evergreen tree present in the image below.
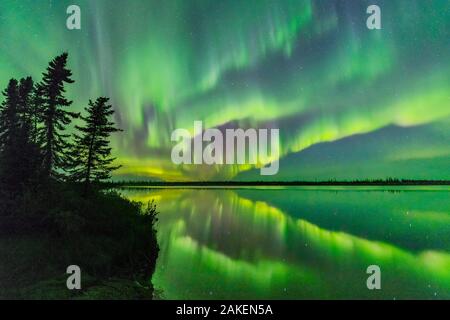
[0,79,20,198]
[30,83,45,144]
[0,78,40,191]
[18,77,43,185]
[18,77,34,120]
[68,97,122,187]
[18,76,39,143]
[38,52,78,179]
[0,79,20,153]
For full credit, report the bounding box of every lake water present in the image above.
[120,186,450,299]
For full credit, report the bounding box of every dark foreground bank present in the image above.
[0,183,159,299]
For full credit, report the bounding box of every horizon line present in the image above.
[105,179,450,186]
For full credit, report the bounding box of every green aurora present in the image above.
[1,0,449,181]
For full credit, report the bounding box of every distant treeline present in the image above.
[105,178,450,187]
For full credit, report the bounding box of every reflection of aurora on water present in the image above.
[121,188,450,299]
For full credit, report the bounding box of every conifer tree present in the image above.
[38,52,79,179]
[18,76,39,142]
[0,78,40,191]
[18,77,34,119]
[30,83,45,144]
[68,97,122,188]
[0,79,20,153]
[18,77,43,185]
[0,79,20,194]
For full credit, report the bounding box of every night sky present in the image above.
[1,0,449,181]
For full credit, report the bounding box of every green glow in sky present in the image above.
[1,0,449,180]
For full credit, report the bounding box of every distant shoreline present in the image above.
[105,180,450,187]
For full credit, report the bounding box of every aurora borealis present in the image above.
[1,0,449,181]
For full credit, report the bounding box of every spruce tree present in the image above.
[18,77,34,119]
[38,52,79,179]
[0,79,20,153]
[0,78,39,191]
[30,83,45,144]
[18,77,43,185]
[68,97,122,188]
[0,79,20,196]
[18,76,39,143]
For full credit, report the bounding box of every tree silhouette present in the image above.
[0,79,23,190]
[17,77,36,145]
[18,77,34,117]
[0,79,20,152]
[68,97,122,189]
[18,77,42,144]
[38,52,79,180]
[30,84,44,144]
[18,77,43,186]
[0,78,40,191]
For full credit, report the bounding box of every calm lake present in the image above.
[120,186,450,299]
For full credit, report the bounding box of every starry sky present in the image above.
[0,0,449,181]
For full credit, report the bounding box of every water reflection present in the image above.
[121,187,450,299]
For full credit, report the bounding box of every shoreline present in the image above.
[108,181,450,188]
